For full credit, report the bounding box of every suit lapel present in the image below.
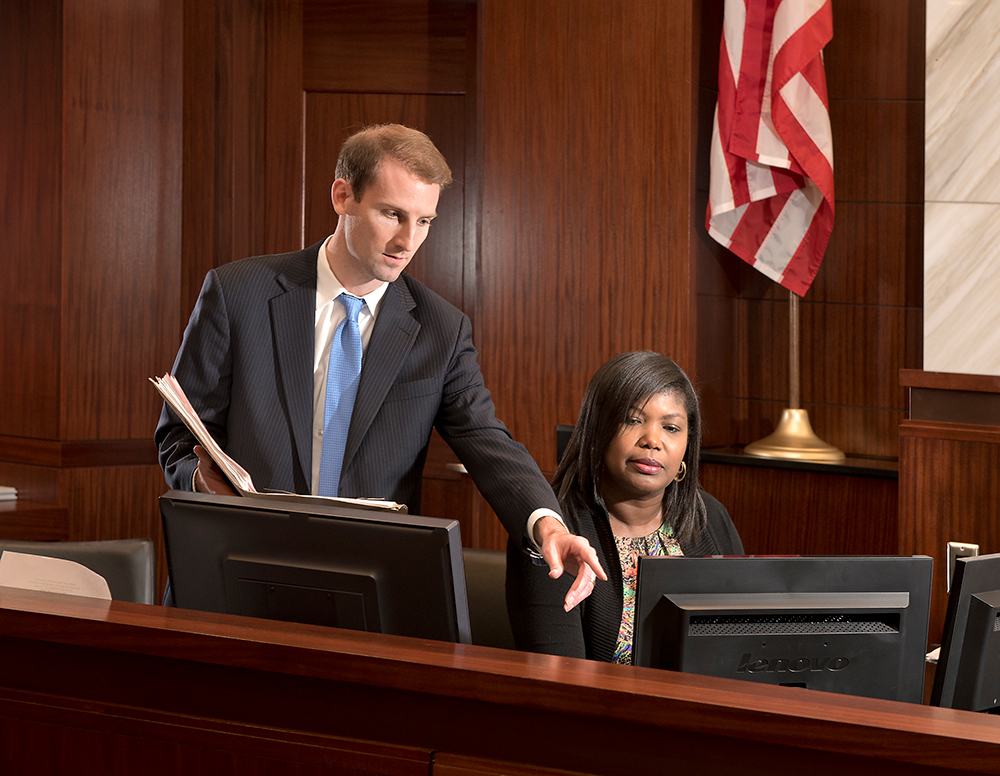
[269,245,321,490]
[343,276,420,469]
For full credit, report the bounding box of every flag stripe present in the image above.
[706,0,835,297]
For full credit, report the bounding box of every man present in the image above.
[156,124,604,610]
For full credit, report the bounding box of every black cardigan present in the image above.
[505,491,743,662]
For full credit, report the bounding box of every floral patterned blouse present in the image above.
[612,522,684,664]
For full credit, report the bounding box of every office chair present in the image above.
[462,547,516,650]
[0,538,156,604]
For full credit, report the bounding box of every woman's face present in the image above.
[601,391,689,502]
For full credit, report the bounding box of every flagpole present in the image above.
[744,290,845,463]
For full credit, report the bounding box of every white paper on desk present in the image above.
[0,551,111,600]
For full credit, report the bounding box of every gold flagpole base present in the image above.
[743,408,846,463]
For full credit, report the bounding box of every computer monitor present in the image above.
[159,490,471,644]
[633,555,933,703]
[931,552,1000,712]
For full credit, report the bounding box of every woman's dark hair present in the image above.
[551,351,706,545]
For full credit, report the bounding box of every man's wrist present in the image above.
[526,509,567,552]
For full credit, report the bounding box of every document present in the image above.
[0,551,111,600]
[150,374,406,512]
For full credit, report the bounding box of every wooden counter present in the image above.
[2,588,1000,775]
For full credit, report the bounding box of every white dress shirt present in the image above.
[310,236,563,549]
[311,237,390,494]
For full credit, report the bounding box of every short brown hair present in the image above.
[335,124,452,200]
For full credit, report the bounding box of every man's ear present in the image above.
[331,178,354,215]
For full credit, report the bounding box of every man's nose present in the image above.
[394,223,419,252]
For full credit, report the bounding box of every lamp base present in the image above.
[743,409,846,464]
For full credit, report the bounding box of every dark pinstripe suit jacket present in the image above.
[155,242,560,540]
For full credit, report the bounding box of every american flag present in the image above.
[706,0,834,297]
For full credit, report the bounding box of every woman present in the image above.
[506,351,743,664]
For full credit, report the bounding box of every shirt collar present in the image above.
[316,235,390,315]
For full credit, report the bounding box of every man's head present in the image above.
[335,124,452,202]
[328,125,452,296]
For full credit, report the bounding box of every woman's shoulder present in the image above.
[695,489,744,555]
[699,490,728,516]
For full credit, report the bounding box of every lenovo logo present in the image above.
[737,653,850,674]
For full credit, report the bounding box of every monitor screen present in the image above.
[159,490,471,644]
[633,555,933,704]
[931,552,1000,712]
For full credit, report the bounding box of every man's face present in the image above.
[330,158,440,295]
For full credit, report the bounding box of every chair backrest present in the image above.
[462,547,515,650]
[0,538,156,605]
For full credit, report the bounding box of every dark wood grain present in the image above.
[4,589,1000,775]
[900,420,1000,644]
[61,0,183,440]
[700,458,898,556]
[303,0,473,95]
[479,0,697,471]
[0,0,62,441]
[832,100,925,204]
[0,501,69,541]
[824,0,926,100]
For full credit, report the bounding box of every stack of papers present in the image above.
[150,374,406,512]
[0,486,17,502]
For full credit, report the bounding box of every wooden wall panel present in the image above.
[303,0,471,94]
[479,0,697,472]
[0,1,62,440]
[61,0,183,440]
[900,421,1000,644]
[700,460,898,556]
[0,0,185,555]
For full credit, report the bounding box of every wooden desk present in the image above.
[2,588,1000,775]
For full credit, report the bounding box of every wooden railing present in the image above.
[2,588,1000,775]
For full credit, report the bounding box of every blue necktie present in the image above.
[318,293,364,497]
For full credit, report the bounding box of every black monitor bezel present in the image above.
[633,555,933,704]
[931,551,1000,710]
[159,490,471,644]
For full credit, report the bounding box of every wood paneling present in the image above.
[61,0,183,440]
[814,202,924,307]
[832,101,925,204]
[824,0,926,100]
[0,0,185,554]
[900,421,1000,644]
[5,590,1000,775]
[701,458,898,556]
[303,0,472,94]
[0,502,69,542]
[480,0,698,472]
[0,0,61,440]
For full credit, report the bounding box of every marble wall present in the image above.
[925,0,1000,376]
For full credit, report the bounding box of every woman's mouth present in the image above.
[631,458,663,474]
